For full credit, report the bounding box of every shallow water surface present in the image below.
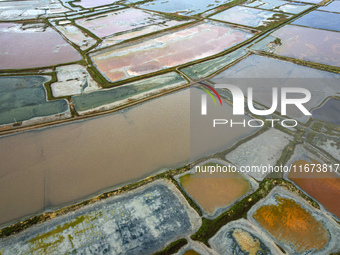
[0,76,69,126]
[271,25,340,67]
[312,98,340,125]
[91,21,254,82]
[210,6,290,27]
[289,158,340,219]
[292,10,340,32]
[180,164,251,215]
[0,23,82,69]
[136,0,233,16]
[0,88,257,226]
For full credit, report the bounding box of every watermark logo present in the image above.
[197,82,223,115]
[201,84,311,116]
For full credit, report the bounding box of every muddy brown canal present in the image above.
[0,88,257,226]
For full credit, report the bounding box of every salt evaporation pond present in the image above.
[0,181,201,255]
[254,196,331,253]
[0,76,69,126]
[136,0,233,16]
[90,21,254,82]
[243,0,311,14]
[53,23,97,51]
[210,6,291,28]
[269,25,340,67]
[250,188,340,254]
[209,219,281,254]
[75,8,187,41]
[0,0,68,20]
[72,72,187,114]
[210,54,340,123]
[312,98,340,125]
[72,0,122,9]
[288,158,340,219]
[318,1,340,13]
[179,162,253,217]
[0,88,258,226]
[0,23,82,70]
[180,48,247,80]
[292,10,340,32]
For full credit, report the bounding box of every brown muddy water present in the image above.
[180,167,251,215]
[289,159,340,219]
[0,89,189,226]
[0,88,257,226]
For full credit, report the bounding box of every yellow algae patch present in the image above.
[28,213,97,254]
[183,249,200,255]
[253,196,330,253]
[232,229,264,255]
[180,165,251,215]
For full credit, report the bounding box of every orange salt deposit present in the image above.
[254,196,330,253]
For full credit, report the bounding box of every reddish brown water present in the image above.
[289,159,340,218]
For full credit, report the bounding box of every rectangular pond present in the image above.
[178,161,254,217]
[225,129,292,181]
[292,10,340,32]
[0,0,68,20]
[75,7,188,42]
[318,1,340,13]
[209,219,282,254]
[312,98,340,125]
[90,21,254,82]
[0,180,201,255]
[269,25,340,67]
[243,0,311,14]
[211,55,340,123]
[136,0,233,16]
[249,188,340,254]
[0,23,82,70]
[180,48,247,80]
[72,72,187,114]
[0,76,70,127]
[210,6,291,28]
[288,158,340,219]
[53,22,97,51]
[71,0,122,9]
